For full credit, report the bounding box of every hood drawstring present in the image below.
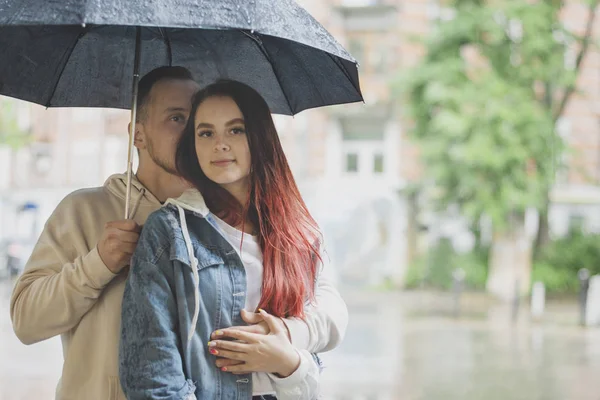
[128,188,146,220]
[177,205,200,346]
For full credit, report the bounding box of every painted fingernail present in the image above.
[215,330,224,336]
[208,341,217,347]
[210,349,218,355]
[221,367,227,372]
[258,308,265,313]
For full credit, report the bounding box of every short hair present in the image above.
[136,66,194,121]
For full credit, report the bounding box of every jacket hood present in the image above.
[164,187,211,347]
[104,173,162,219]
[164,188,210,217]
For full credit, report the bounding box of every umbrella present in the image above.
[0,0,363,218]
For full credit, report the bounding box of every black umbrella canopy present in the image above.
[0,0,363,115]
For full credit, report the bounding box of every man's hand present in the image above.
[211,309,290,339]
[97,220,141,274]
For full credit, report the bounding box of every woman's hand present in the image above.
[208,309,301,377]
[211,309,291,370]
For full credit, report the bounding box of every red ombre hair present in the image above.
[176,80,321,318]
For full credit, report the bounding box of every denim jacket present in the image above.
[119,189,321,400]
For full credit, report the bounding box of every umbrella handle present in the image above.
[125,27,142,220]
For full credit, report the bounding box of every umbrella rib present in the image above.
[160,28,173,66]
[326,53,363,102]
[244,31,293,115]
[46,27,88,107]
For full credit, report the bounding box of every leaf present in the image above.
[396,0,579,228]
[0,98,30,149]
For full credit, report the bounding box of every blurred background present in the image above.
[2,0,600,398]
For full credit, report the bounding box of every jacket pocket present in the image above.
[107,376,126,400]
[195,247,225,271]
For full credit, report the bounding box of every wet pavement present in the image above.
[2,280,600,400]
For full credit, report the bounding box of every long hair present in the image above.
[176,80,321,318]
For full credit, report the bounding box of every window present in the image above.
[370,42,388,74]
[346,153,359,172]
[373,153,384,173]
[341,117,385,141]
[70,139,101,184]
[17,102,31,132]
[347,35,391,75]
[31,143,53,176]
[339,114,389,177]
[568,214,585,233]
[338,5,397,32]
[348,38,364,65]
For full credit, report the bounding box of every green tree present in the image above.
[0,97,30,148]
[397,0,598,299]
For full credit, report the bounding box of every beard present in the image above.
[146,137,178,175]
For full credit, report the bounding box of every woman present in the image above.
[120,80,338,399]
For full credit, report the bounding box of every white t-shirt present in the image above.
[212,216,320,399]
[213,216,263,311]
[212,216,276,396]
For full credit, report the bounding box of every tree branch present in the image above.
[553,1,599,122]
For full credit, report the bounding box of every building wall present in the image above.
[559,1,600,187]
[2,103,130,190]
[2,0,600,282]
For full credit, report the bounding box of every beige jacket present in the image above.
[10,174,348,400]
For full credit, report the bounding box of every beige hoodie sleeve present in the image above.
[10,193,118,345]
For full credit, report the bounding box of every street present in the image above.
[2,281,600,399]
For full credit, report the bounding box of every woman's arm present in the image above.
[213,247,349,354]
[268,349,320,400]
[283,247,349,353]
[208,309,320,400]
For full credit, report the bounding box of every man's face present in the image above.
[135,79,200,174]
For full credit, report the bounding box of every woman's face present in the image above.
[194,95,252,196]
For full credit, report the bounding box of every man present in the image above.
[10,66,348,399]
